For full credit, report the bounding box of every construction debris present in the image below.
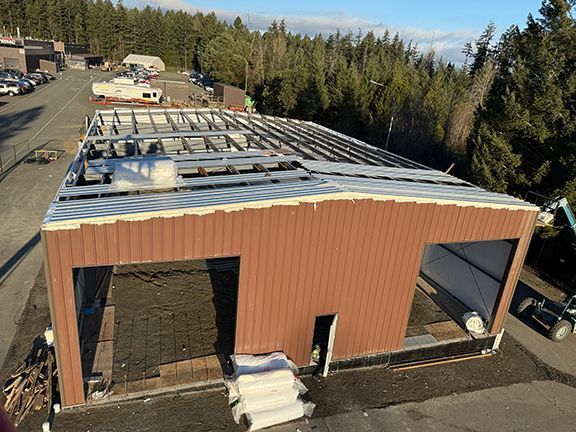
[3,338,56,427]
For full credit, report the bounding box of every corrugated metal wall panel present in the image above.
[43,198,537,405]
[395,203,435,348]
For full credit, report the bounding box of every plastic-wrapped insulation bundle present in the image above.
[225,352,315,430]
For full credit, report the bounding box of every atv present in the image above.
[517,295,576,342]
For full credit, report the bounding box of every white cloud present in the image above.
[129,0,480,63]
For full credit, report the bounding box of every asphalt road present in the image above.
[505,273,576,376]
[0,70,112,160]
[270,381,576,432]
[0,69,108,365]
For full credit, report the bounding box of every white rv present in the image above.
[92,82,162,104]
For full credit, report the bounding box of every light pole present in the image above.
[234,54,249,92]
[370,79,394,152]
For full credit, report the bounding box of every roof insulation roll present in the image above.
[110,157,179,190]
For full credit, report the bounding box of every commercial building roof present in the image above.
[43,108,535,228]
[70,53,103,59]
[122,54,165,71]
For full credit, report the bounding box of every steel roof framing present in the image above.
[45,108,535,225]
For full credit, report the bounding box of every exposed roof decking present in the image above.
[46,180,344,223]
[44,108,536,226]
[300,160,473,186]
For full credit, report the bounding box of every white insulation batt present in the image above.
[225,352,315,431]
[231,352,292,376]
[246,399,314,431]
[110,157,179,189]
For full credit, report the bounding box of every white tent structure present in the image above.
[122,54,165,71]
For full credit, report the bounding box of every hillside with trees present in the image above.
[0,0,574,206]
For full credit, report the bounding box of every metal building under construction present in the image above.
[41,108,538,406]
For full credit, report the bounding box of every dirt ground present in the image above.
[50,334,576,432]
[109,260,238,384]
[406,288,451,328]
[5,266,576,432]
[0,267,54,432]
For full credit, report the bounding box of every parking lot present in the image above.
[0,70,113,161]
[0,69,110,365]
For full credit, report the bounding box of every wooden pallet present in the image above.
[158,354,222,387]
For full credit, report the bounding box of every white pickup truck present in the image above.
[0,80,21,96]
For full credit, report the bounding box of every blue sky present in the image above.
[134,0,544,62]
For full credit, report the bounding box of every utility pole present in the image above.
[184,36,188,72]
[369,80,395,152]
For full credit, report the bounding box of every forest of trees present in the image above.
[0,0,575,209]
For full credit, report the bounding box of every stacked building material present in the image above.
[226,352,314,431]
[3,343,55,427]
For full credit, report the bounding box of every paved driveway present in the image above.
[269,381,576,432]
[505,272,576,376]
[0,70,107,366]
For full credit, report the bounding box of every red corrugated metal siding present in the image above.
[43,198,537,406]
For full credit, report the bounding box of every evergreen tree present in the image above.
[469,0,576,201]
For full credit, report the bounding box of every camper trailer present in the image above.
[92,82,162,104]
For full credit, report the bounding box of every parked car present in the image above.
[28,73,47,84]
[116,71,136,79]
[35,70,55,80]
[17,79,33,93]
[2,68,23,78]
[196,76,214,92]
[0,71,19,80]
[188,71,203,83]
[24,74,43,85]
[0,81,21,96]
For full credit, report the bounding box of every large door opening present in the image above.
[74,258,239,401]
[311,314,338,377]
[405,239,516,348]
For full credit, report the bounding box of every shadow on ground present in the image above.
[0,106,44,148]
[0,232,40,285]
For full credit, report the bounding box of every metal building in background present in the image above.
[41,108,538,406]
[122,54,166,71]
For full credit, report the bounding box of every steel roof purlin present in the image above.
[44,108,536,226]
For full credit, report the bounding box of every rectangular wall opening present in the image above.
[404,239,516,349]
[73,257,239,401]
[311,314,338,377]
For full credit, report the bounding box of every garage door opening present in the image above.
[405,239,516,348]
[74,258,239,401]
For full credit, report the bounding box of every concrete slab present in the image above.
[268,381,576,432]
